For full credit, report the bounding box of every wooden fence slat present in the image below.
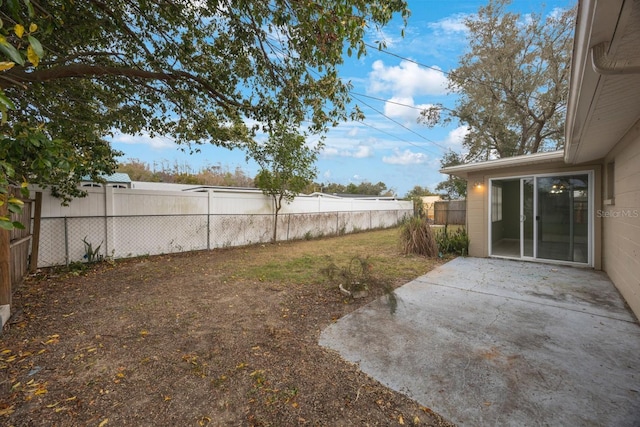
[433,200,466,225]
[8,187,33,292]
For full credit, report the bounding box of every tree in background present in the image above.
[421,0,575,161]
[404,185,436,217]
[0,0,409,208]
[249,126,318,243]
[308,181,393,196]
[436,151,466,200]
[117,159,255,187]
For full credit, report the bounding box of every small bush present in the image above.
[435,225,470,256]
[399,217,438,257]
[320,255,397,313]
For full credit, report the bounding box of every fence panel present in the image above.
[33,209,413,267]
[110,215,208,258]
[210,214,273,248]
[434,201,466,225]
[284,212,336,240]
[38,218,67,267]
[9,191,32,286]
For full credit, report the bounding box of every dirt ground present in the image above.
[1,230,455,426]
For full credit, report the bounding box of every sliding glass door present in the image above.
[490,172,591,265]
[536,175,590,263]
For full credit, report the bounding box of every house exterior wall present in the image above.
[601,120,640,317]
[464,162,602,269]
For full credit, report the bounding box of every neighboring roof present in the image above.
[440,150,565,178]
[565,0,640,164]
[82,173,132,183]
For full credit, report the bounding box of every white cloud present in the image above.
[368,60,448,97]
[353,145,373,158]
[428,14,470,34]
[382,149,428,165]
[443,126,469,150]
[383,96,434,124]
[321,143,374,159]
[347,127,360,137]
[111,132,176,150]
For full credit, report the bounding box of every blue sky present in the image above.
[111,0,574,197]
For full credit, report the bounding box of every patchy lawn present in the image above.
[1,228,454,426]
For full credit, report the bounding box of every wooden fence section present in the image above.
[434,200,466,225]
[9,190,33,288]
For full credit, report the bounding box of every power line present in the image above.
[349,93,449,153]
[363,42,566,109]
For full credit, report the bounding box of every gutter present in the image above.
[591,41,640,75]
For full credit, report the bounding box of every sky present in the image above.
[110,0,574,197]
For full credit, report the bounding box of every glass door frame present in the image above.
[488,170,594,267]
[520,177,535,261]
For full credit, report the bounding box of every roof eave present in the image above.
[440,150,565,179]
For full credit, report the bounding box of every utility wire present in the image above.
[363,41,566,109]
[349,93,449,153]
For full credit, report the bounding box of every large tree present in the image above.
[0,0,409,198]
[421,0,575,161]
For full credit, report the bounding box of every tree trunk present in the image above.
[271,195,283,243]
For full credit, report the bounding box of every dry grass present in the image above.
[399,217,439,257]
[0,227,453,426]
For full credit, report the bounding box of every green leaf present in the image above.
[27,35,43,58]
[0,220,14,230]
[12,221,25,229]
[0,42,24,65]
[8,203,22,213]
[0,92,15,110]
[24,0,35,17]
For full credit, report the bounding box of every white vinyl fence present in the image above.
[33,186,412,267]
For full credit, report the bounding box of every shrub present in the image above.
[320,255,397,313]
[435,225,470,256]
[399,217,438,257]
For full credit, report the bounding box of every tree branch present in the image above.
[1,64,244,109]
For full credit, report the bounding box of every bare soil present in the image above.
[1,229,454,426]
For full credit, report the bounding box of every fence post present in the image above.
[64,217,69,266]
[336,212,339,235]
[207,191,211,250]
[286,214,291,241]
[29,192,42,272]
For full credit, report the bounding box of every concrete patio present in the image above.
[319,257,640,426]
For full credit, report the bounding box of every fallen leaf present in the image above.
[0,406,15,416]
[198,416,211,426]
[398,415,405,424]
[98,419,109,427]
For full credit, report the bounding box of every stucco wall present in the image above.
[602,121,640,318]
